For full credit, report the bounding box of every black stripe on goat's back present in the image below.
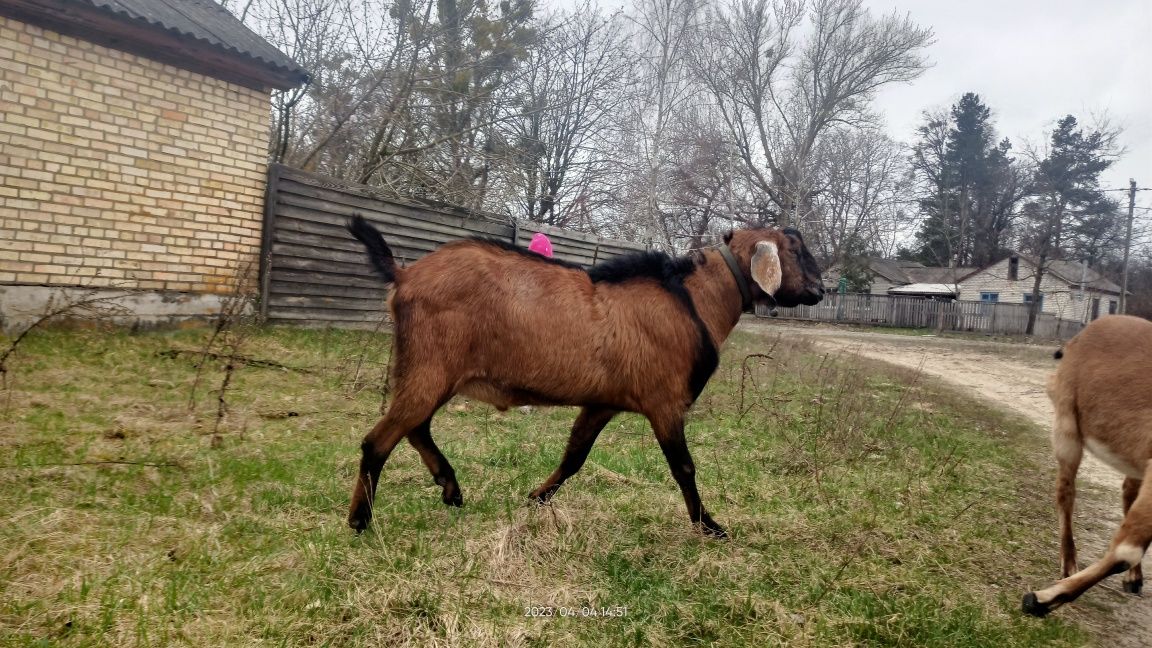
[587,250,698,285]
[588,249,717,401]
[464,237,586,270]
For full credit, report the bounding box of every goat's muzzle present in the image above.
[799,285,825,306]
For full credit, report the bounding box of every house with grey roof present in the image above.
[823,257,974,298]
[956,252,1122,322]
[824,251,1120,321]
[0,0,309,331]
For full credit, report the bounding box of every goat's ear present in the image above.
[750,241,782,296]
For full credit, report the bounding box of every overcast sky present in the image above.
[863,0,1151,199]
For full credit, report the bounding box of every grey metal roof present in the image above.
[863,258,913,284]
[840,258,974,285]
[904,266,977,284]
[1047,259,1123,293]
[82,0,307,82]
[825,257,986,288]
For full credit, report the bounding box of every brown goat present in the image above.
[1023,314,1152,616]
[345,216,824,537]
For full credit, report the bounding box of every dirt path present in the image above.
[739,319,1151,645]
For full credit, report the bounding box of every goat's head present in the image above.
[725,228,825,307]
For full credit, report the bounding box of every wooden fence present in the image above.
[259,165,647,327]
[760,293,1085,339]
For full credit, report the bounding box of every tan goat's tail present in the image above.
[347,214,397,284]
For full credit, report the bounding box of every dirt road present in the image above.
[739,319,1152,644]
[742,320,1126,488]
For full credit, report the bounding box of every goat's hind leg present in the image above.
[529,407,618,503]
[1122,477,1144,595]
[1024,466,1152,617]
[408,417,463,507]
[348,385,448,532]
[1052,404,1083,577]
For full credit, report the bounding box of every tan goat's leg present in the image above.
[348,384,449,532]
[1051,404,1083,577]
[649,414,726,538]
[530,406,618,503]
[1122,477,1145,595]
[1024,466,1152,617]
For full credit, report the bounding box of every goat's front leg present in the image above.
[1024,466,1152,617]
[530,407,618,503]
[1122,477,1144,595]
[650,414,726,538]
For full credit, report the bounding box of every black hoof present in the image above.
[442,488,464,507]
[348,502,372,533]
[1021,592,1051,618]
[528,485,559,505]
[699,514,728,539]
[1123,579,1143,596]
[704,525,729,539]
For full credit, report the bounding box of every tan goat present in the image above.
[1023,314,1152,616]
[344,215,825,537]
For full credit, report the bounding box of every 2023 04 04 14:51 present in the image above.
[523,605,628,618]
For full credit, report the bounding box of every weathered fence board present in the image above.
[761,293,1085,339]
[260,165,648,328]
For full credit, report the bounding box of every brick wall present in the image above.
[0,15,271,295]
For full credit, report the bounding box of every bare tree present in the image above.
[230,0,428,172]
[808,127,910,264]
[659,115,756,249]
[626,0,704,243]
[234,0,541,210]
[225,0,931,249]
[505,6,635,226]
[693,0,931,227]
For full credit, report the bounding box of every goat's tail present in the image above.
[347,215,397,284]
[1053,348,1064,360]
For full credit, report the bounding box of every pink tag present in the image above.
[528,232,553,257]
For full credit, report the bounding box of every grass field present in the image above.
[0,324,1085,646]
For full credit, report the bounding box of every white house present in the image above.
[956,253,1121,322]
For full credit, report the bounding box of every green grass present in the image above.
[0,325,1085,646]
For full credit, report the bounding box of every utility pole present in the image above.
[1120,179,1136,314]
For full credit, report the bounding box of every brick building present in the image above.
[0,0,307,330]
